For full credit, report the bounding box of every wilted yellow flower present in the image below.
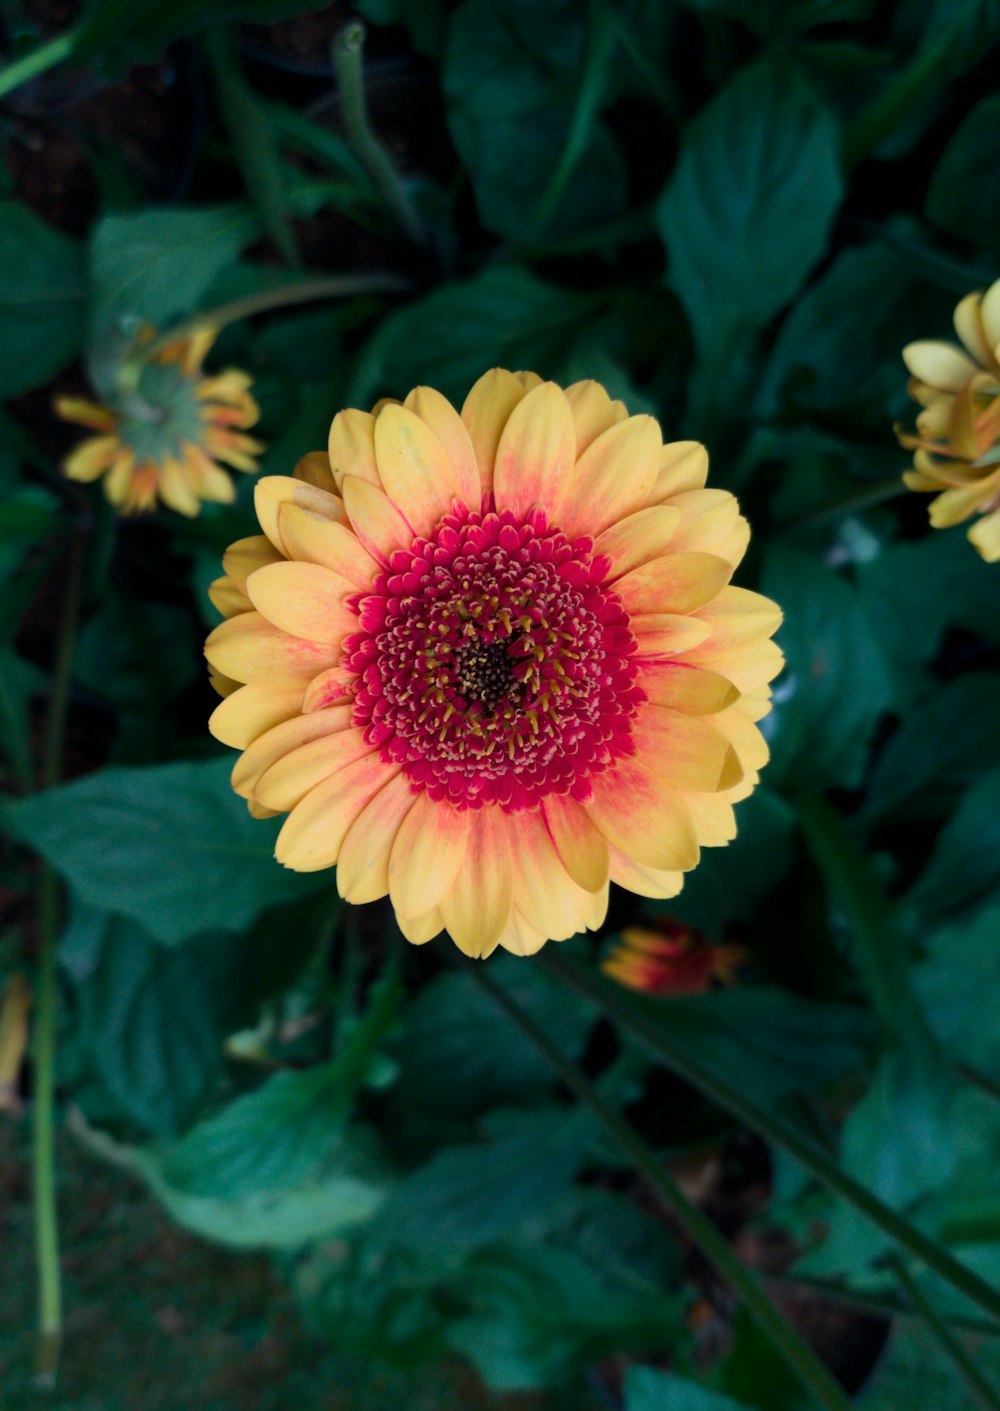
[205,371,783,958]
[55,327,263,516]
[899,280,1000,561]
[603,921,744,996]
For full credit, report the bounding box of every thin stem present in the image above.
[0,28,77,103]
[472,965,855,1411]
[32,533,87,1385]
[541,949,1000,1326]
[332,23,426,249]
[889,1257,1000,1411]
[842,30,954,168]
[117,272,407,397]
[781,476,907,534]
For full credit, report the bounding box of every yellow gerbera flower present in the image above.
[55,327,263,517]
[899,279,1000,561]
[205,371,783,958]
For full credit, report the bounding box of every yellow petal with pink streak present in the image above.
[648,442,709,502]
[587,754,699,873]
[231,705,354,798]
[404,385,481,507]
[692,585,783,645]
[608,847,685,900]
[687,636,783,693]
[255,727,376,812]
[712,703,770,772]
[639,660,738,714]
[205,612,341,684]
[594,506,681,579]
[540,795,609,892]
[328,408,379,490]
[493,382,576,519]
[255,476,344,553]
[631,614,713,657]
[275,755,401,872]
[278,503,377,587]
[222,535,283,592]
[397,907,444,945]
[638,704,743,792]
[336,772,417,904]
[302,666,357,713]
[615,552,733,616]
[461,368,533,492]
[557,415,662,539]
[64,435,121,481]
[294,451,336,491]
[246,561,356,644]
[668,489,750,567]
[508,811,597,941]
[374,403,465,536]
[564,380,628,457]
[388,792,470,917]
[209,682,304,749]
[341,474,414,562]
[439,809,513,957]
[903,341,979,392]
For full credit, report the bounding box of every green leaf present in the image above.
[350,265,596,407]
[657,60,841,403]
[71,0,332,68]
[0,645,44,791]
[626,1367,757,1411]
[861,1316,1000,1411]
[864,674,1000,826]
[5,758,328,945]
[762,547,894,790]
[0,202,86,397]
[915,905,1000,1078]
[927,92,1000,252]
[905,766,1000,923]
[356,0,446,56]
[158,968,400,1199]
[442,0,625,242]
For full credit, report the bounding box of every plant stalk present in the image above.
[889,1257,1000,1411]
[0,28,78,103]
[473,965,855,1411]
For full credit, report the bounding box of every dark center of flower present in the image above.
[344,503,643,812]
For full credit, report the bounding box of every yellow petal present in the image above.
[341,474,414,562]
[461,368,532,492]
[277,503,377,587]
[207,577,251,618]
[205,611,341,684]
[608,848,685,900]
[556,415,662,539]
[902,341,979,392]
[439,808,512,958]
[158,457,202,517]
[686,635,784,693]
[328,409,379,490]
[54,396,117,432]
[648,442,709,502]
[953,292,994,368]
[668,489,749,567]
[246,561,356,644]
[275,756,401,872]
[231,705,354,798]
[301,665,358,712]
[294,450,337,491]
[540,795,609,893]
[615,551,733,616]
[631,614,713,657]
[981,278,1000,356]
[64,434,121,481]
[255,727,376,812]
[712,703,770,772]
[497,911,550,957]
[587,758,699,872]
[928,482,990,527]
[255,476,345,553]
[336,772,417,904]
[222,535,284,592]
[638,704,743,792]
[374,403,465,537]
[594,505,682,579]
[388,792,470,917]
[208,682,304,749]
[564,380,628,456]
[493,381,577,519]
[684,792,737,846]
[508,811,595,942]
[692,585,783,645]
[397,907,444,945]
[403,385,482,508]
[639,661,738,714]
[968,507,1000,562]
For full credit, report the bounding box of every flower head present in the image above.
[603,921,744,996]
[55,327,263,516]
[205,371,783,958]
[898,279,1000,561]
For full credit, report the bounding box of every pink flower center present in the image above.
[345,503,643,811]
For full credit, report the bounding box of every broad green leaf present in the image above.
[926,92,1000,251]
[350,265,596,406]
[443,0,625,242]
[860,1308,1000,1410]
[657,61,841,405]
[626,1367,757,1411]
[762,547,894,789]
[6,758,328,944]
[0,202,86,398]
[906,766,1000,922]
[158,969,400,1199]
[915,905,1000,1078]
[864,674,1000,826]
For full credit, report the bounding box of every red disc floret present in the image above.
[344,503,643,811]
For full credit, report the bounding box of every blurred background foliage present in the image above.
[2,0,1000,1406]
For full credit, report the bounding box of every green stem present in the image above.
[32,533,86,1386]
[541,949,1000,1325]
[332,23,426,249]
[889,1257,1000,1411]
[782,476,907,534]
[473,966,854,1411]
[842,29,955,168]
[117,271,406,397]
[0,28,78,103]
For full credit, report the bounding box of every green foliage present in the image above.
[626,1367,757,1411]
[0,202,86,397]
[927,92,1000,252]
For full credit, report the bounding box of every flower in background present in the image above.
[898,279,1000,561]
[603,921,745,996]
[0,972,31,1115]
[55,327,263,517]
[205,371,783,958]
